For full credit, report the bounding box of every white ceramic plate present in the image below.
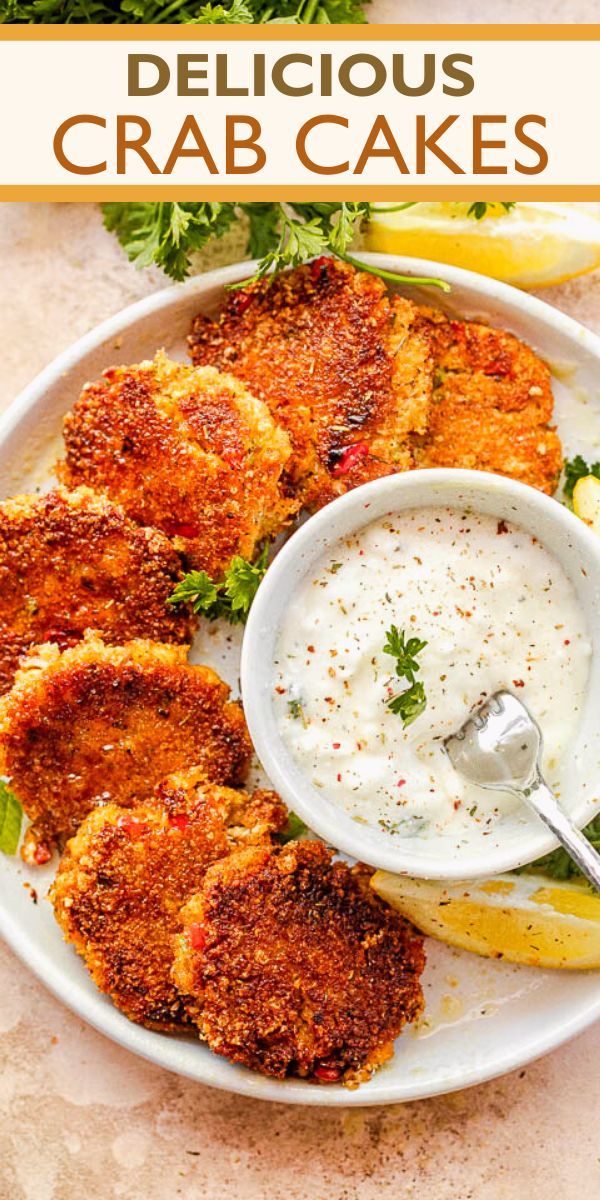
[1,254,599,1106]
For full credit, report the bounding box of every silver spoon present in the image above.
[444,690,600,891]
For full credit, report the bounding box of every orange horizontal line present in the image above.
[1,186,599,200]
[0,24,598,41]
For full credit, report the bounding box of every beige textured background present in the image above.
[2,5,600,1194]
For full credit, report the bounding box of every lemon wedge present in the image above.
[371,871,600,969]
[364,203,600,289]
[573,475,600,535]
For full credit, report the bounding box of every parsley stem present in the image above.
[337,251,451,293]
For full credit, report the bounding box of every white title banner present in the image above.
[0,27,597,195]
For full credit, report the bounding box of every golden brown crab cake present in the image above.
[0,635,252,864]
[188,257,432,510]
[51,769,287,1030]
[59,352,293,574]
[174,840,425,1087]
[414,308,563,493]
[0,486,194,697]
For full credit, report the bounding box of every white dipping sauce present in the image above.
[274,507,591,840]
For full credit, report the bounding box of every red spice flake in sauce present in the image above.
[497,520,509,535]
[512,679,525,688]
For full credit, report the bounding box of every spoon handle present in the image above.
[522,775,600,891]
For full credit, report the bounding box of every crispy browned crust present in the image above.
[174,840,425,1086]
[51,769,287,1030]
[0,486,194,697]
[413,309,563,493]
[188,258,432,510]
[0,636,252,861]
[59,353,294,574]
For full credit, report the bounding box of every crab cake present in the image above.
[0,486,194,698]
[0,636,251,864]
[60,352,293,574]
[51,769,287,1030]
[188,257,432,510]
[414,308,563,493]
[174,840,425,1086]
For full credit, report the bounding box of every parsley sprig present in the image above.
[1,0,369,23]
[562,454,600,501]
[168,545,268,624]
[383,625,428,728]
[103,201,452,293]
[0,781,23,855]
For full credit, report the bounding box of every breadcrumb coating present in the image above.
[413,308,563,493]
[0,635,251,862]
[188,258,432,510]
[60,353,294,574]
[0,486,194,696]
[51,768,287,1030]
[174,839,425,1087]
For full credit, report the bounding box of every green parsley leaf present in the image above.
[169,545,268,625]
[383,625,428,728]
[0,0,369,24]
[467,202,516,221]
[279,811,310,843]
[562,454,600,500]
[168,570,220,614]
[387,681,427,728]
[514,816,600,881]
[287,698,304,720]
[222,545,269,622]
[0,781,23,856]
[383,624,428,686]
[102,198,450,293]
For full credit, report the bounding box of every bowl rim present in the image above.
[2,252,600,1104]
[241,467,600,879]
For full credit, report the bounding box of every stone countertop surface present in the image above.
[1,182,600,1200]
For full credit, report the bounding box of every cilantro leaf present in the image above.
[514,816,600,881]
[387,681,427,728]
[0,781,23,855]
[562,454,600,500]
[169,545,268,625]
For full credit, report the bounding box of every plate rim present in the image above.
[1,252,599,1105]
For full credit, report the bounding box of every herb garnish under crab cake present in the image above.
[59,352,294,575]
[0,486,194,697]
[0,635,251,864]
[51,768,287,1031]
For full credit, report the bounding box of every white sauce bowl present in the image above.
[242,469,600,879]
